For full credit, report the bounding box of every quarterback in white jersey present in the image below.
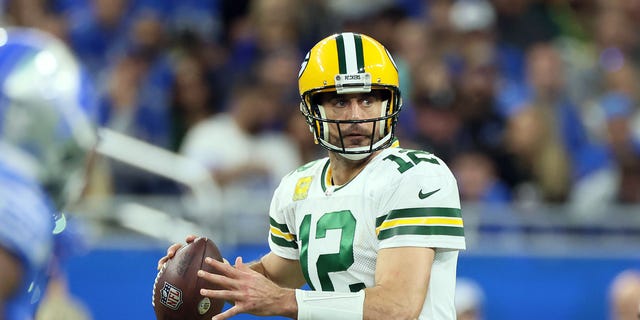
[269,145,464,317]
[162,32,465,320]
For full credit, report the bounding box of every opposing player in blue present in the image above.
[0,27,97,319]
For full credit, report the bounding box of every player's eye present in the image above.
[360,94,379,107]
[329,98,347,107]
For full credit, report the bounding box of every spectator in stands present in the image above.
[181,83,300,187]
[253,47,303,118]
[391,18,432,97]
[66,0,133,79]
[491,0,559,52]
[454,64,511,171]
[452,151,511,203]
[284,111,325,164]
[169,54,217,152]
[504,105,571,203]
[407,58,461,163]
[95,8,181,194]
[448,0,497,73]
[97,51,179,195]
[423,0,458,61]
[389,18,433,135]
[180,83,301,240]
[96,8,174,148]
[599,93,640,203]
[223,0,304,83]
[506,43,615,208]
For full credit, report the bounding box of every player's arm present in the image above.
[0,247,23,314]
[199,247,434,320]
[363,246,434,319]
[249,252,306,289]
[292,246,434,320]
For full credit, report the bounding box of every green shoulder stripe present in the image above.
[378,225,464,240]
[269,217,298,249]
[376,207,464,240]
[270,217,292,233]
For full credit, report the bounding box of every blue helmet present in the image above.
[0,27,97,210]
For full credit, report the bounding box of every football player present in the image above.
[159,32,465,319]
[0,27,97,319]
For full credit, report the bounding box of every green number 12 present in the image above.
[383,150,440,173]
[299,210,365,292]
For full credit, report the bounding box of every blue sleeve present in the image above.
[0,168,55,320]
[0,172,54,276]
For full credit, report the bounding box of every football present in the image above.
[152,237,225,320]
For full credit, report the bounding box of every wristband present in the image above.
[295,289,365,320]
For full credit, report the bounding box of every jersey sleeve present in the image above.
[376,162,466,250]
[267,181,299,260]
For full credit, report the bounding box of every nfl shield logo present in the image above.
[160,282,183,310]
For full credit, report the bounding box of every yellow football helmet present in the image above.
[298,32,402,159]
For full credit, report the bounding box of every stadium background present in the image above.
[5,0,640,319]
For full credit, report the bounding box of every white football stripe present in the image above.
[342,32,358,73]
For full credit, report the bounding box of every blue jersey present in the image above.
[0,26,97,320]
[0,159,54,320]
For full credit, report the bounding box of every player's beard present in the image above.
[333,122,377,149]
[327,121,383,161]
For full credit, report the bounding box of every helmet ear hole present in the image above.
[299,101,321,144]
[299,102,309,120]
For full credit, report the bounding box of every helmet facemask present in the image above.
[300,85,401,160]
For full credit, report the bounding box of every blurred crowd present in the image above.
[3,0,639,210]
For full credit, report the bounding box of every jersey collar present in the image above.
[320,139,401,194]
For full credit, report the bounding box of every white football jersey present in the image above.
[268,147,465,319]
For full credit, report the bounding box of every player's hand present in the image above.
[198,256,297,320]
[156,235,198,270]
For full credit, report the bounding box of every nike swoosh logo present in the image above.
[418,188,441,199]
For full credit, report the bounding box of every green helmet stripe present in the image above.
[336,34,347,74]
[354,33,365,72]
[335,32,365,74]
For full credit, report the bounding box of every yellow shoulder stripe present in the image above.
[375,217,463,235]
[270,226,295,241]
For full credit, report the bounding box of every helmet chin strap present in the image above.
[337,152,371,161]
[325,131,393,160]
